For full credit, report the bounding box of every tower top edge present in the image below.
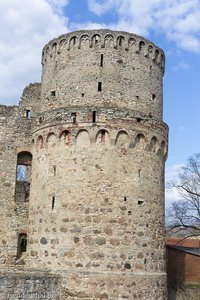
[42,29,165,56]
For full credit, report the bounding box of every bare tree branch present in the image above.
[167,154,200,237]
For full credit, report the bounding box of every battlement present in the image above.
[42,30,165,72]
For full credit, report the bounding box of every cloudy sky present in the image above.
[1,0,200,206]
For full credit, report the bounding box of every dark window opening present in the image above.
[137,118,141,123]
[136,96,139,100]
[52,196,55,210]
[119,38,122,46]
[17,233,27,258]
[71,112,76,124]
[152,94,156,100]
[124,197,127,201]
[138,169,141,177]
[138,200,144,205]
[26,110,31,120]
[92,111,96,123]
[98,82,102,92]
[100,54,103,67]
[101,130,105,142]
[81,93,85,97]
[53,166,56,176]
[128,211,132,215]
[51,90,56,96]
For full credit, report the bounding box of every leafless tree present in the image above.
[167,153,200,236]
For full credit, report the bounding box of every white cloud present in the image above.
[165,164,184,204]
[46,0,69,14]
[88,0,114,16]
[0,0,69,105]
[172,62,190,72]
[87,0,200,52]
[70,21,108,31]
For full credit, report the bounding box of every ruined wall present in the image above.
[0,29,168,300]
[0,83,41,264]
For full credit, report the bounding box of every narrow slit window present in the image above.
[92,111,96,123]
[101,130,106,142]
[26,110,31,120]
[53,166,56,176]
[52,196,55,210]
[71,112,76,124]
[152,94,156,100]
[17,233,27,258]
[124,196,127,201]
[100,54,103,67]
[98,82,102,92]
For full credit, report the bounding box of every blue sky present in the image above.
[1,0,200,205]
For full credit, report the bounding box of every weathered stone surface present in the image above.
[95,237,106,245]
[40,237,48,244]
[0,29,168,299]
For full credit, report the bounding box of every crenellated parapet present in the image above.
[42,30,165,72]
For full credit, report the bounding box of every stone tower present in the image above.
[0,30,168,299]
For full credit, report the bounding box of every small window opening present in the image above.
[136,96,139,100]
[138,200,144,205]
[17,233,27,258]
[81,93,85,97]
[26,110,31,120]
[98,82,102,92]
[124,197,127,201]
[119,38,122,46]
[128,211,132,215]
[92,111,96,123]
[101,130,106,142]
[152,94,156,100]
[100,54,103,67]
[15,152,32,203]
[53,166,56,176]
[137,118,141,123]
[95,35,100,44]
[51,90,56,96]
[71,112,76,124]
[52,196,55,210]
[138,169,141,177]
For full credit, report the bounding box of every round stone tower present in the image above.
[28,30,168,299]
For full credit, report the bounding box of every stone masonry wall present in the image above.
[41,30,164,119]
[0,83,41,264]
[0,30,168,299]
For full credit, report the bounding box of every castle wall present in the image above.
[0,83,41,264]
[0,30,168,300]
